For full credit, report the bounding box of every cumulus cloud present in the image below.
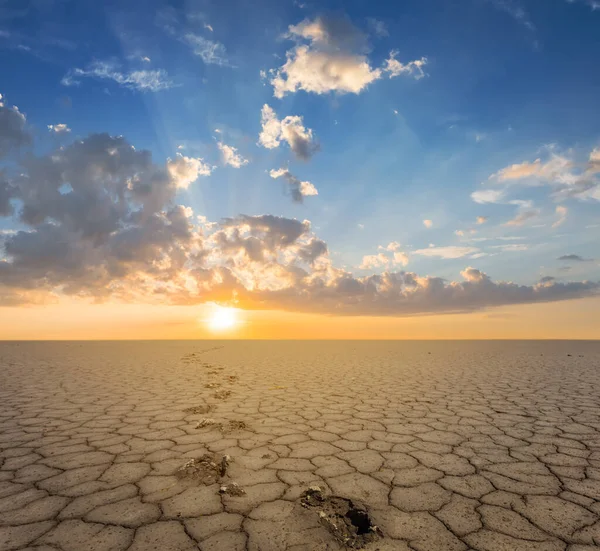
[62,61,175,92]
[269,15,427,98]
[217,142,249,168]
[360,253,389,269]
[0,93,30,158]
[379,241,402,252]
[269,168,318,203]
[383,51,427,79]
[167,153,213,189]
[413,246,480,259]
[423,219,433,228]
[258,104,318,160]
[47,123,71,134]
[362,243,409,270]
[476,216,488,224]
[1,127,598,314]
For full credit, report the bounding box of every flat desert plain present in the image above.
[0,341,599,551]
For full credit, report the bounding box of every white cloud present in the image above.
[383,51,427,79]
[360,253,389,269]
[379,241,402,252]
[269,168,318,203]
[479,146,600,203]
[270,15,426,98]
[1,124,598,315]
[471,189,505,204]
[47,124,71,134]
[423,219,433,228]
[167,153,213,189]
[490,243,529,252]
[258,104,318,160]
[362,244,408,269]
[204,23,214,32]
[413,246,480,259]
[183,33,232,67]
[476,216,488,224]
[217,142,249,168]
[63,61,174,92]
[393,251,409,266]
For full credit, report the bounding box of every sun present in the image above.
[206,306,239,332]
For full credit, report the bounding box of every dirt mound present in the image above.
[300,487,383,549]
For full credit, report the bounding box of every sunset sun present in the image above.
[206,306,239,332]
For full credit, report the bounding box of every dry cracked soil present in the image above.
[0,340,599,551]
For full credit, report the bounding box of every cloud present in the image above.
[47,123,71,134]
[0,93,30,158]
[269,168,318,203]
[183,33,232,67]
[490,243,529,252]
[157,8,232,67]
[504,208,539,226]
[1,127,598,314]
[485,0,535,31]
[566,0,600,10]
[413,246,480,259]
[423,219,433,228]
[258,104,318,160]
[558,254,594,262]
[363,243,409,269]
[367,18,389,37]
[360,253,389,269]
[217,142,249,168]
[481,145,600,203]
[552,205,568,228]
[383,51,427,79]
[476,216,488,224]
[379,241,402,252]
[62,61,175,92]
[471,189,504,204]
[167,153,213,189]
[269,15,426,97]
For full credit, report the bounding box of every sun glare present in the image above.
[206,306,239,332]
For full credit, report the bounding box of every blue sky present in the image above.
[0,0,599,317]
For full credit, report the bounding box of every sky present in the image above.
[0,0,599,339]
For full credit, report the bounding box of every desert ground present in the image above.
[0,340,599,551]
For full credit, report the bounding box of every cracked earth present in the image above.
[1,340,599,551]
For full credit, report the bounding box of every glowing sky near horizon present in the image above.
[0,0,599,338]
